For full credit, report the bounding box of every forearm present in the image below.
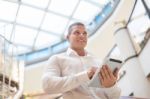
[42,71,90,94]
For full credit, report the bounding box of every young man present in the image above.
[42,22,121,99]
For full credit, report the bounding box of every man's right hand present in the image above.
[87,67,97,79]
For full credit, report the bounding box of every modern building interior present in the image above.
[0,0,150,99]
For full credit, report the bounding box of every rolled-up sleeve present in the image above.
[42,55,90,94]
[103,84,121,99]
[94,83,121,99]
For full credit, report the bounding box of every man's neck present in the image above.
[71,47,86,56]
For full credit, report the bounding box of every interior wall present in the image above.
[139,40,150,77]
[24,62,46,93]
[117,57,150,98]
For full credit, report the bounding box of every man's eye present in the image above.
[83,32,87,35]
[75,31,80,35]
[73,31,87,36]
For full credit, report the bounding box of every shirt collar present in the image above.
[66,47,91,57]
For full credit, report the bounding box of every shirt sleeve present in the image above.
[42,55,90,94]
[95,83,121,99]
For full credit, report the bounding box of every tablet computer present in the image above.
[88,58,123,88]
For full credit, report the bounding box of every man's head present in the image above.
[67,22,88,50]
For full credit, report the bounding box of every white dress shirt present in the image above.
[42,48,121,99]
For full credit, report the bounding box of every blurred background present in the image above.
[0,0,150,98]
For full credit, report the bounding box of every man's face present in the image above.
[67,25,88,50]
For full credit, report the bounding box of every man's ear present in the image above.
[66,35,69,40]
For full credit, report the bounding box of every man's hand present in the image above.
[99,65,119,88]
[87,67,97,79]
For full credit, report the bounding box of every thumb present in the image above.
[113,68,119,78]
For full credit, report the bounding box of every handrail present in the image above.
[0,73,19,89]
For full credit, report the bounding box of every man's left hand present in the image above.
[99,65,119,88]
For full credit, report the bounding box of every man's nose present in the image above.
[79,33,86,37]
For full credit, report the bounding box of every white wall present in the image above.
[139,39,150,77]
[117,57,150,98]
[24,61,46,93]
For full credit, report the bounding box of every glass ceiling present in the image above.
[0,0,110,55]
[1,0,149,65]
[128,0,150,43]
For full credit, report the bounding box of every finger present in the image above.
[99,73,103,84]
[100,69,104,81]
[99,72,105,87]
[101,66,108,80]
[113,68,119,78]
[92,66,98,72]
[99,65,104,73]
[89,67,97,73]
[102,65,110,79]
[105,65,114,78]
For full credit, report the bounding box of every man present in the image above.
[42,22,121,99]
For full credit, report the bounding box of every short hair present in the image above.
[68,22,85,35]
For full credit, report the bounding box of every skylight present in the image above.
[0,0,110,56]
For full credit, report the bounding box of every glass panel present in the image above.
[49,0,79,16]
[0,22,13,41]
[90,0,109,5]
[17,5,44,28]
[35,31,60,49]
[132,0,146,18]
[13,25,38,46]
[26,48,50,61]
[41,13,69,34]
[22,0,49,8]
[145,0,150,9]
[6,43,16,55]
[14,46,31,55]
[0,1,18,21]
[0,0,114,57]
[0,22,5,27]
[63,20,76,37]
[73,0,101,23]
[109,46,122,60]
[128,15,150,43]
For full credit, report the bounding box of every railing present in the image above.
[0,73,18,98]
[0,35,25,99]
